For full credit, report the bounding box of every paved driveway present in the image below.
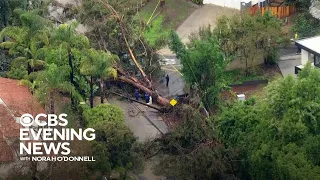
[278,44,301,77]
[157,5,238,97]
[176,4,238,43]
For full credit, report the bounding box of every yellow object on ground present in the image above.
[170,99,177,106]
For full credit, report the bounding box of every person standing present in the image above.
[135,89,139,101]
[145,93,150,103]
[147,96,152,105]
[165,74,169,87]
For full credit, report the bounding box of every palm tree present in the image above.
[0,11,51,75]
[35,64,76,114]
[50,22,90,105]
[80,48,118,108]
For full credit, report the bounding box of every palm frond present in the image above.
[0,41,15,49]
[19,79,32,87]
[0,26,27,41]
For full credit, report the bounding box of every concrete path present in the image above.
[278,44,301,77]
[176,4,238,43]
[108,98,168,142]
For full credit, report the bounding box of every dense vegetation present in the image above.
[218,63,320,179]
[292,0,320,37]
[1,0,319,180]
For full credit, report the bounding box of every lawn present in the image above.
[139,0,197,46]
[225,65,283,85]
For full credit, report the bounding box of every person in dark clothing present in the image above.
[165,74,169,87]
[296,46,301,54]
[135,89,139,100]
[145,93,150,103]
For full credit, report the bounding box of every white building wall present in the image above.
[203,0,242,10]
[301,49,313,65]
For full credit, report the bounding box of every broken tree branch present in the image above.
[101,0,152,88]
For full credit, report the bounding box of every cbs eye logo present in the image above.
[19,114,68,127]
[20,114,35,127]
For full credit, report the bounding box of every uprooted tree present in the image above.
[80,0,170,106]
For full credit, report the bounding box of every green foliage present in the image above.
[91,121,143,178]
[169,29,227,108]
[292,12,320,38]
[80,0,163,76]
[217,63,320,179]
[154,105,234,179]
[80,48,118,79]
[35,64,78,112]
[224,69,265,85]
[215,11,285,72]
[6,64,27,79]
[0,11,51,78]
[191,0,203,4]
[143,15,169,48]
[0,49,13,75]
[83,104,124,127]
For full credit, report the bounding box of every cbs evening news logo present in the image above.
[19,113,95,162]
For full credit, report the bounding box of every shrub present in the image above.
[191,0,203,5]
[83,104,124,126]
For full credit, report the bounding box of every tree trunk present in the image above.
[90,76,94,108]
[118,76,170,106]
[49,91,54,114]
[104,3,152,88]
[27,61,32,75]
[100,79,104,104]
[68,51,75,106]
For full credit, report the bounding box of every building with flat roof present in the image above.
[294,36,320,74]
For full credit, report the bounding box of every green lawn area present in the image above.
[225,65,282,85]
[139,0,197,46]
[225,70,265,85]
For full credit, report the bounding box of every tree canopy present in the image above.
[169,28,227,109]
[217,63,320,179]
[83,104,125,127]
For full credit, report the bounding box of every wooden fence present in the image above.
[248,5,296,18]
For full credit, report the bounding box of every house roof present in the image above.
[0,131,14,162]
[295,36,320,56]
[0,105,21,138]
[0,77,45,163]
[0,77,45,116]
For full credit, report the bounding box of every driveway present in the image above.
[278,44,301,77]
[176,4,238,43]
[157,5,238,97]
[108,98,168,142]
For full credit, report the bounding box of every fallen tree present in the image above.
[98,0,171,106]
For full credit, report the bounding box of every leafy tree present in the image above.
[153,105,235,179]
[50,22,90,104]
[91,121,143,179]
[35,64,76,113]
[0,10,51,78]
[83,104,124,127]
[79,0,162,78]
[292,12,320,38]
[169,30,227,109]
[217,63,320,179]
[80,48,118,107]
[215,11,285,72]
